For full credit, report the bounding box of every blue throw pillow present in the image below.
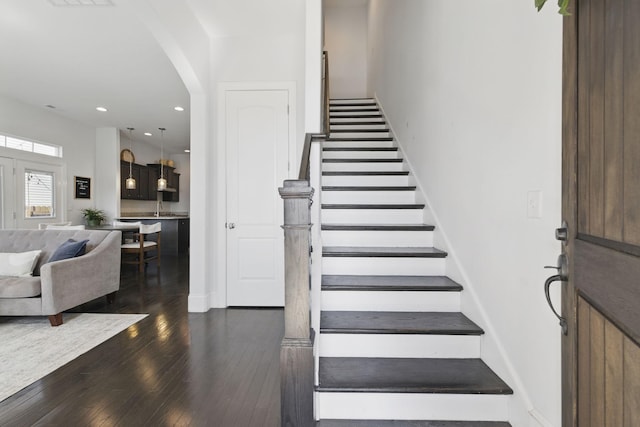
[47,239,89,263]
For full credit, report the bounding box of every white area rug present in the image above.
[0,313,147,403]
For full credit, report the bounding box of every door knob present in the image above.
[544,254,568,335]
[227,223,235,229]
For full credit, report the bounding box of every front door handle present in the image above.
[544,254,568,335]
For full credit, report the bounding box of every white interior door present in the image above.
[0,157,16,229]
[226,89,290,306]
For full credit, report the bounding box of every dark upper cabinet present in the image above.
[121,161,140,200]
[121,161,161,201]
[163,172,179,202]
[147,166,158,199]
[138,166,150,200]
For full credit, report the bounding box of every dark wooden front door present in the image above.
[563,0,640,425]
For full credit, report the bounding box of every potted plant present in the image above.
[81,208,106,227]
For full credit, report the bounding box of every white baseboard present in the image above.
[187,294,210,312]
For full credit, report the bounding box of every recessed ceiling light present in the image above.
[174,106,184,112]
[96,106,108,112]
[144,132,152,136]
[184,149,190,153]
[45,105,56,109]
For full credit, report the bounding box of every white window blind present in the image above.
[25,170,55,218]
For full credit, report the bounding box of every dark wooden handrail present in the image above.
[298,133,314,181]
[322,51,330,135]
[298,52,329,181]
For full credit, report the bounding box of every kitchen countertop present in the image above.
[117,215,189,220]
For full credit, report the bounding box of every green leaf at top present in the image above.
[536,0,571,14]
[558,0,571,15]
[535,0,548,11]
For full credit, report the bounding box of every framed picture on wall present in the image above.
[74,176,91,199]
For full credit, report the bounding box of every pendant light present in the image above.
[125,127,136,190]
[157,127,167,191]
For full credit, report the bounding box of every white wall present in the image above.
[132,0,307,311]
[0,95,96,225]
[208,3,306,308]
[368,1,563,426]
[324,0,369,99]
[95,127,120,222]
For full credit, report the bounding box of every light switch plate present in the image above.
[527,190,542,219]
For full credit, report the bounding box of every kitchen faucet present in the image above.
[155,199,163,217]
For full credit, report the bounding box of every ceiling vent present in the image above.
[48,0,114,6]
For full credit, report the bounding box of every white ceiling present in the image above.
[0,1,190,153]
[185,0,306,38]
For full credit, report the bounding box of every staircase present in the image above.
[315,99,513,426]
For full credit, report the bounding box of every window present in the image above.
[0,134,62,158]
[25,170,55,218]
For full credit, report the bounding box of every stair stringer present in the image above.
[375,95,542,427]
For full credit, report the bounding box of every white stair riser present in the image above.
[322,150,399,160]
[331,117,385,123]
[330,99,376,105]
[322,257,445,276]
[321,290,460,312]
[323,140,395,149]
[330,132,390,138]
[331,124,389,130]
[321,230,434,247]
[316,393,509,421]
[331,111,382,117]
[322,209,423,224]
[322,175,410,186]
[322,162,405,172]
[319,334,480,358]
[322,190,415,205]
[330,107,379,112]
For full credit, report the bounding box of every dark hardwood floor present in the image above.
[0,256,283,427]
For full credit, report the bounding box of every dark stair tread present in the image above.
[322,275,463,292]
[323,147,397,151]
[318,358,513,394]
[321,224,434,231]
[323,246,447,258]
[330,103,379,107]
[320,311,484,335]
[330,108,380,112]
[318,420,511,427]
[323,171,410,176]
[328,137,394,142]
[322,204,425,209]
[330,98,376,101]
[322,186,416,191]
[323,158,403,163]
[330,128,390,133]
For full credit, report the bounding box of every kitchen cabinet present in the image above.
[121,162,163,201]
[178,218,189,253]
[147,164,180,202]
[121,162,141,200]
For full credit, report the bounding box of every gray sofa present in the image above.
[0,229,121,326]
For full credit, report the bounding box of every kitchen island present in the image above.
[116,215,189,256]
